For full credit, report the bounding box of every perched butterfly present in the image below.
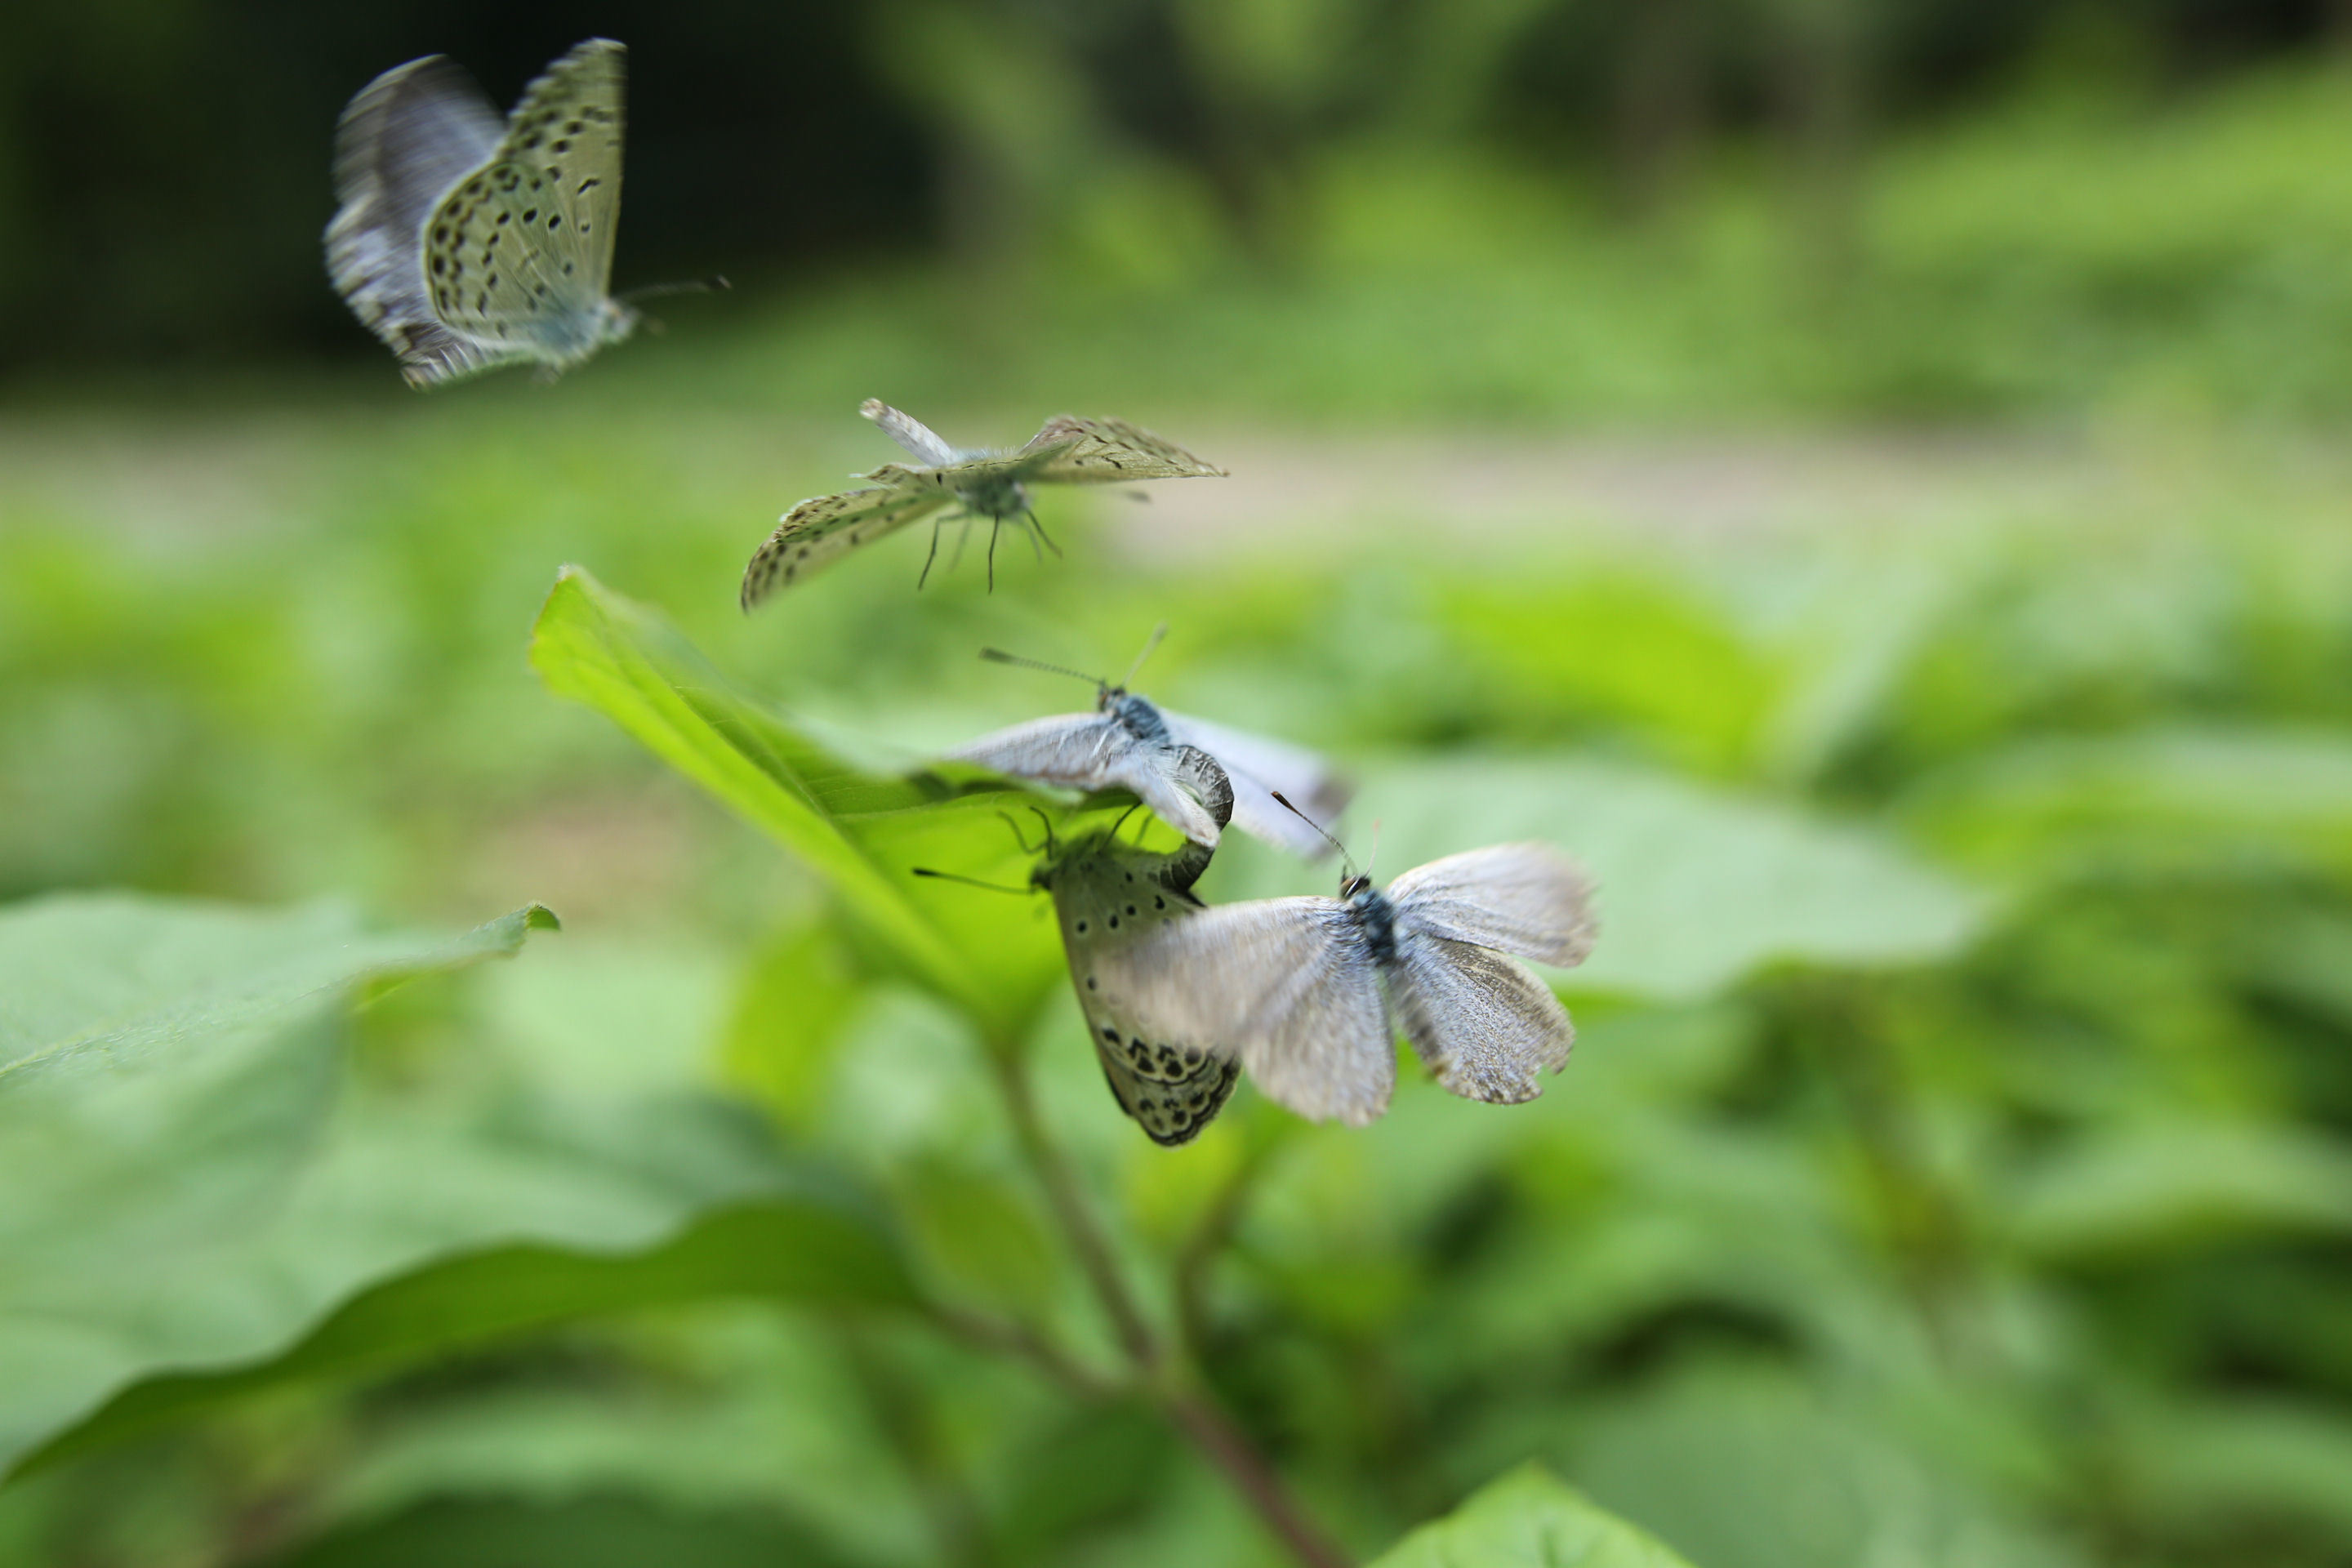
[327,39,637,386]
[740,400,1227,607]
[921,750,1242,1147]
[947,630,1352,858]
[1110,821,1597,1127]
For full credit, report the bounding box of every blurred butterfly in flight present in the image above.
[739,400,1227,606]
[1107,805,1598,1129]
[327,39,682,386]
[921,749,1242,1147]
[947,627,1352,858]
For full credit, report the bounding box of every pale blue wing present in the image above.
[947,719,1227,848]
[325,55,510,383]
[1115,898,1394,1125]
[1384,844,1597,968]
[862,399,959,466]
[1388,933,1573,1105]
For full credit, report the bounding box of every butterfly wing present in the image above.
[1017,416,1227,484]
[1162,711,1352,858]
[740,475,959,608]
[948,718,1225,848]
[1046,835,1241,1147]
[861,399,960,466]
[416,39,629,381]
[326,56,511,384]
[1117,899,1394,1125]
[1386,933,1573,1104]
[1384,844,1597,968]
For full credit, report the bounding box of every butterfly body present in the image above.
[327,39,635,387]
[741,402,1225,606]
[942,467,1031,526]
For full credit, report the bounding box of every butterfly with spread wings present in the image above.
[327,39,638,386]
[741,400,1227,606]
[1109,838,1598,1128]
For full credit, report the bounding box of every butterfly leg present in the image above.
[917,511,954,590]
[1026,507,1062,560]
[987,517,1003,590]
[948,514,976,570]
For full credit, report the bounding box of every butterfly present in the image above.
[921,750,1242,1146]
[1106,826,1597,1127]
[739,400,1227,607]
[947,630,1352,858]
[327,39,636,386]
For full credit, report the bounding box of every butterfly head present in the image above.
[596,296,639,345]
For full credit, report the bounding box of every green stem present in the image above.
[987,1048,1160,1368]
[986,1047,1352,1568]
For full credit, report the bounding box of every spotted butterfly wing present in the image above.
[412,40,634,384]
[1043,830,1240,1146]
[1039,746,1239,1146]
[326,56,507,382]
[740,473,958,608]
[1018,416,1228,483]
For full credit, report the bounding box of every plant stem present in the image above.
[1174,1135,1269,1362]
[987,1048,1352,1568]
[1157,1387,1353,1568]
[927,1302,1125,1402]
[987,1048,1159,1368]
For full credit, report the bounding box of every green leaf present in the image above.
[1902,726,2352,880]
[0,893,916,1477]
[1210,755,1989,1000]
[24,1193,915,1477]
[1373,1463,1698,1568]
[721,919,871,1131]
[262,1494,873,1568]
[528,565,1064,1037]
[2002,1123,2352,1259]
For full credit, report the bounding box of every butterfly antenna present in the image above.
[1271,791,1357,878]
[996,810,1042,855]
[1121,622,1169,688]
[1110,802,1144,842]
[978,648,1104,688]
[912,867,1032,895]
[617,275,731,305]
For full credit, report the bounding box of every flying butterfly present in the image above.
[920,749,1243,1147]
[326,39,642,386]
[947,629,1352,858]
[1108,809,1597,1128]
[740,400,1227,607]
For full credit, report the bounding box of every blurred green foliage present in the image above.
[5,26,2352,1568]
